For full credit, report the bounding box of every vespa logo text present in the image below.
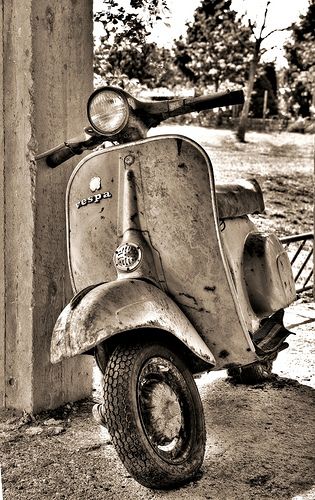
[76,192,112,209]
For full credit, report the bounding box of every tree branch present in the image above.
[262,26,291,41]
[258,0,271,41]
[248,18,256,37]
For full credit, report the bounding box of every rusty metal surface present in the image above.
[219,217,263,334]
[65,135,258,368]
[221,220,296,324]
[243,232,296,315]
[50,279,216,366]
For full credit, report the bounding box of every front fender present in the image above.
[51,279,216,366]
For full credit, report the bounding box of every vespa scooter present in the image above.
[36,86,296,489]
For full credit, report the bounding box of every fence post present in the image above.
[263,90,268,129]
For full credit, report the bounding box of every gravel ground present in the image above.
[1,127,314,499]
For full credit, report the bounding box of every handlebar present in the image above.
[135,89,244,126]
[36,143,78,168]
[36,88,244,167]
[35,129,104,168]
[180,89,244,115]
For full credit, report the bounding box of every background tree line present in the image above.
[94,0,315,140]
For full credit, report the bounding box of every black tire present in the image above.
[103,340,206,489]
[227,360,273,384]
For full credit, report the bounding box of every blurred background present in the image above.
[93,0,315,136]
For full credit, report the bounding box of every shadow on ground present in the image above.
[1,373,314,500]
[198,375,315,500]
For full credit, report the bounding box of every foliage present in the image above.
[173,0,254,91]
[94,39,176,90]
[171,0,286,140]
[284,0,315,117]
[236,0,292,141]
[94,0,169,45]
[94,0,173,90]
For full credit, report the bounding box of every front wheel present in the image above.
[103,340,206,489]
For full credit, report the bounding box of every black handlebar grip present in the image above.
[185,89,244,113]
[46,144,77,168]
[220,89,245,106]
[165,89,245,119]
[35,143,77,168]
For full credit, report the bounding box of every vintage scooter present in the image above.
[36,86,296,489]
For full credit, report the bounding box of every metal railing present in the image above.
[280,232,314,294]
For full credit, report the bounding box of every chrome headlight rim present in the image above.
[87,86,130,137]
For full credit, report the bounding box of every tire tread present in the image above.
[103,341,205,489]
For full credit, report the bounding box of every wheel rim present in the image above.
[137,356,190,464]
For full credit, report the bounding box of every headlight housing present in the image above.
[87,87,129,136]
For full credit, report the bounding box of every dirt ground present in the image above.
[1,302,314,500]
[1,127,314,499]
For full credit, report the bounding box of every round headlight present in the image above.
[87,87,129,136]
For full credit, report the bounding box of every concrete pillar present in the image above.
[0,0,94,412]
[0,1,5,411]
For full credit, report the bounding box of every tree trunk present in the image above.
[236,56,259,142]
